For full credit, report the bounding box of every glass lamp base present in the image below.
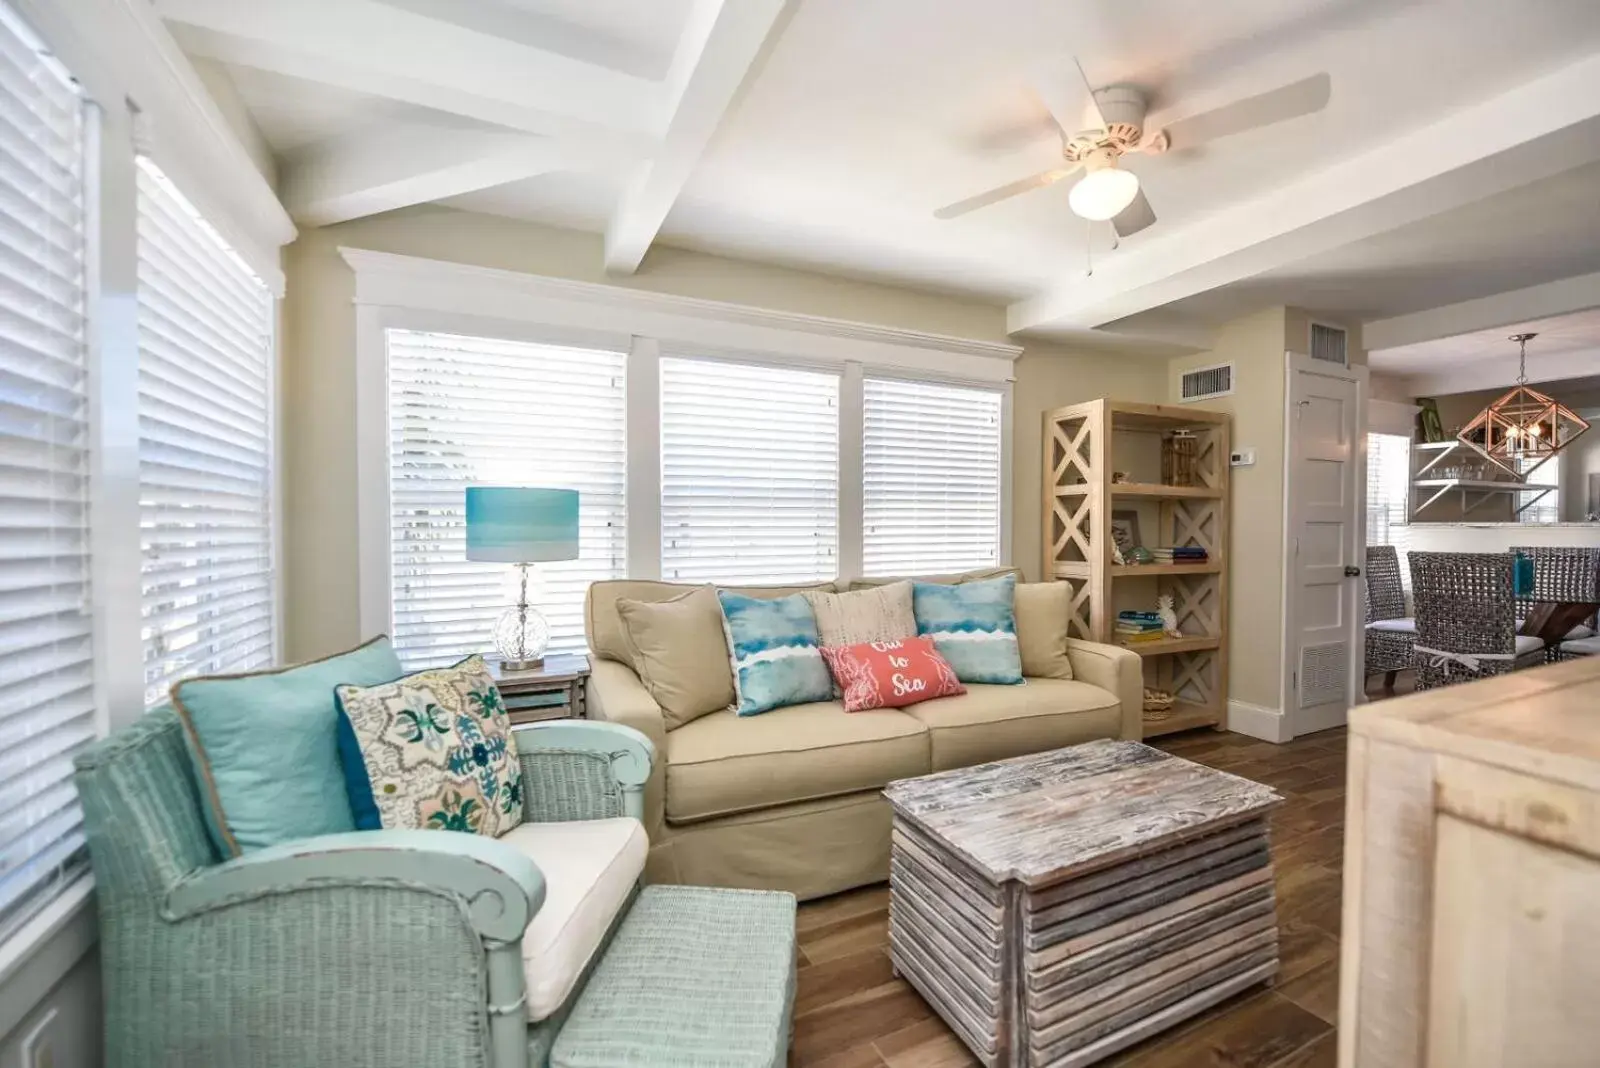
[493,603,550,670]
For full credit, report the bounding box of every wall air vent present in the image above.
[1179,362,1234,403]
[1310,322,1349,366]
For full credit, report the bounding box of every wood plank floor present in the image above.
[790,726,1349,1068]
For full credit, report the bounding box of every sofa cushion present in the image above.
[664,703,929,823]
[587,579,836,664]
[803,581,917,646]
[819,636,966,712]
[1014,582,1074,680]
[497,817,649,1022]
[848,566,1020,592]
[718,590,834,716]
[899,679,1122,770]
[616,586,734,730]
[913,574,1024,685]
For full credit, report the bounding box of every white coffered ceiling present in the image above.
[159,0,1600,347]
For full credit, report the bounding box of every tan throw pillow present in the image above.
[803,581,917,647]
[1014,582,1074,680]
[617,585,736,730]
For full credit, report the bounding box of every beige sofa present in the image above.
[583,569,1143,901]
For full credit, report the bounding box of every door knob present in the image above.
[1345,565,1361,577]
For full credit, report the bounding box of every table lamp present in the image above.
[465,486,579,669]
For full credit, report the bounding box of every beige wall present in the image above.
[281,206,1168,661]
[1166,307,1289,709]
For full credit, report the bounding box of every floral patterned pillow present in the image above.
[334,655,523,837]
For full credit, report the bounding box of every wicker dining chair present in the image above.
[1511,545,1600,659]
[1409,551,1547,689]
[1364,545,1414,686]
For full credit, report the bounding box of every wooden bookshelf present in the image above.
[1043,399,1231,739]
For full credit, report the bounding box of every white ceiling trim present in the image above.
[1009,52,1600,335]
[604,0,791,275]
[1366,269,1600,352]
[281,128,633,227]
[158,0,660,141]
[1397,346,1600,397]
[339,247,1023,382]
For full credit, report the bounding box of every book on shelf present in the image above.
[1118,631,1168,644]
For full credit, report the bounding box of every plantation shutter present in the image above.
[863,377,1003,575]
[387,329,627,668]
[137,160,276,705]
[0,7,94,941]
[660,356,839,584]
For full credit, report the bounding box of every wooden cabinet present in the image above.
[1341,657,1600,1067]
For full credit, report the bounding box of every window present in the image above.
[864,377,1003,575]
[1365,432,1411,547]
[136,161,276,704]
[1517,454,1559,524]
[0,5,93,940]
[387,330,626,668]
[660,356,839,584]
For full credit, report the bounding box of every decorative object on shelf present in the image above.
[1457,333,1590,476]
[1109,510,1142,557]
[1127,546,1155,566]
[1157,594,1180,637]
[1161,430,1197,486]
[465,486,580,670]
[1142,687,1175,716]
[1110,540,1126,566]
[1111,470,1130,484]
[1417,397,1445,442]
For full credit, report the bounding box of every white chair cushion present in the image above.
[1514,635,1546,656]
[1561,635,1600,656]
[1366,617,1416,633]
[496,817,649,1022]
[1566,625,1597,640]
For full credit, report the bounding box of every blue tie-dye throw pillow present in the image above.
[913,574,1024,684]
[716,591,834,716]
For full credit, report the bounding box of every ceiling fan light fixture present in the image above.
[1068,166,1139,221]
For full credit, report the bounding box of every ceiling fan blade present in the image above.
[1112,188,1157,237]
[1161,72,1331,150]
[1073,56,1109,135]
[1026,56,1105,145]
[968,115,1061,154]
[933,166,1081,219]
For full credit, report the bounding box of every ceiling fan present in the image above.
[935,61,1331,239]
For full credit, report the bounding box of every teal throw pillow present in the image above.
[717,591,833,716]
[913,574,1024,684]
[334,655,523,836]
[173,636,405,857]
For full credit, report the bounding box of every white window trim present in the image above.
[347,248,1020,639]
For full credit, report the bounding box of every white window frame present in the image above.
[345,249,1021,639]
[0,0,291,989]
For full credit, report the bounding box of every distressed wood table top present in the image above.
[883,739,1283,888]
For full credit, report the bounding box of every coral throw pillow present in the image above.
[819,637,966,712]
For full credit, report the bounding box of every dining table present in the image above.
[1521,600,1600,647]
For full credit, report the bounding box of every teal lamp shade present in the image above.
[465,487,580,563]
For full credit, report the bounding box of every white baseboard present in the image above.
[1293,702,1350,738]
[1227,700,1291,744]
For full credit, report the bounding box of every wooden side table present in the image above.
[488,654,590,724]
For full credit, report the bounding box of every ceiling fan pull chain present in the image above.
[1109,220,1120,252]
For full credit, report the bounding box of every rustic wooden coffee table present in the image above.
[882,739,1283,1068]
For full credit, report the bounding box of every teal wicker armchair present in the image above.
[74,711,652,1068]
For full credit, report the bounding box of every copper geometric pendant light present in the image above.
[1457,332,1589,478]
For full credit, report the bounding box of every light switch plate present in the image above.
[1230,448,1257,467]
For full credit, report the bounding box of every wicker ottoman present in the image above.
[550,885,797,1068]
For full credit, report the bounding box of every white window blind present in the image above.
[388,329,626,668]
[136,160,275,705]
[1365,432,1411,548]
[864,377,1003,575]
[0,5,93,942]
[661,356,839,584]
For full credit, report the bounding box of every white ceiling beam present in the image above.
[1366,270,1600,352]
[281,127,618,227]
[1396,346,1600,397]
[603,0,790,275]
[157,0,659,143]
[1008,53,1600,335]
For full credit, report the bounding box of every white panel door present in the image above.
[1285,357,1363,737]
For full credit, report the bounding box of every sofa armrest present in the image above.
[585,658,667,839]
[1065,638,1143,741]
[512,719,654,823]
[164,829,544,942]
